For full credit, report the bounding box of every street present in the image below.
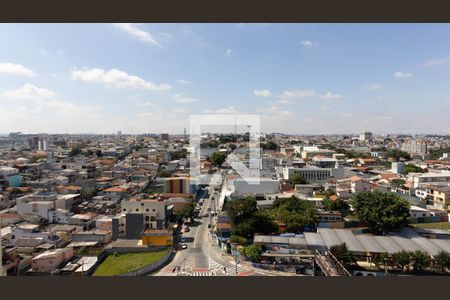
[154,175,264,276]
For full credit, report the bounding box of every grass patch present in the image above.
[411,222,450,230]
[93,250,169,276]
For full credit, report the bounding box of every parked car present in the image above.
[184,226,190,232]
[181,243,188,249]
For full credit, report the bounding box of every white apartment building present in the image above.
[409,172,450,189]
[401,140,427,155]
[282,165,345,183]
[120,198,167,230]
[359,131,373,142]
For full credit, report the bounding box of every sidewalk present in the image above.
[207,233,298,277]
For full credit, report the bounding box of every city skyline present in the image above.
[1,24,450,134]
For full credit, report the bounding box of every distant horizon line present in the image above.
[1,132,449,136]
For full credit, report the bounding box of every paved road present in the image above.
[154,179,264,277]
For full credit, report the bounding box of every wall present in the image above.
[118,249,173,276]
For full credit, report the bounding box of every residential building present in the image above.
[0,167,22,188]
[359,131,373,143]
[31,248,73,273]
[402,140,427,155]
[433,186,450,211]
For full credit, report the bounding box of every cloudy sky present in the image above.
[0,23,449,135]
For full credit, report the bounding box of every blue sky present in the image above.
[0,23,449,134]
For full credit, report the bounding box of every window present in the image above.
[123,209,126,212]
[146,209,149,212]
[152,209,156,212]
[145,216,150,221]
[136,209,139,212]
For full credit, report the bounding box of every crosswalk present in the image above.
[208,256,255,276]
[155,257,256,277]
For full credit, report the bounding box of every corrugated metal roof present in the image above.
[355,235,386,253]
[388,235,424,252]
[429,239,450,253]
[334,229,366,253]
[318,228,343,248]
[304,232,326,250]
[373,236,403,254]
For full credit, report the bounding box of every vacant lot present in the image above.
[93,250,169,276]
[411,222,450,230]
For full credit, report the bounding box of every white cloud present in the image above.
[176,79,191,84]
[253,89,272,97]
[423,55,450,67]
[113,23,161,47]
[71,68,171,91]
[301,40,318,49]
[2,84,55,100]
[320,105,331,111]
[173,94,198,103]
[319,92,343,100]
[342,112,353,118]
[138,101,157,108]
[0,63,36,77]
[182,26,207,48]
[363,83,383,90]
[173,108,186,114]
[202,106,241,114]
[278,89,317,100]
[394,71,413,78]
[226,48,233,57]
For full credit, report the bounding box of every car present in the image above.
[207,224,211,228]
[181,243,188,249]
[180,237,186,243]
[183,226,190,232]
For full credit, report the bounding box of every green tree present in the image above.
[290,174,308,185]
[352,191,411,234]
[228,143,237,151]
[240,244,262,263]
[158,170,171,177]
[329,243,356,266]
[386,149,411,161]
[226,197,278,238]
[272,196,317,233]
[208,152,228,167]
[434,251,450,273]
[178,202,196,222]
[226,197,258,224]
[323,198,350,215]
[390,179,406,188]
[402,164,426,175]
[410,250,430,272]
[261,141,279,151]
[69,146,82,156]
[229,235,247,245]
[394,250,411,271]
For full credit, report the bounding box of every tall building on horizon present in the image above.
[359,131,373,143]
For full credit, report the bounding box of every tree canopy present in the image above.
[272,196,317,233]
[402,164,426,175]
[352,191,411,234]
[290,174,308,185]
[386,149,411,161]
[208,152,228,167]
[177,202,196,222]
